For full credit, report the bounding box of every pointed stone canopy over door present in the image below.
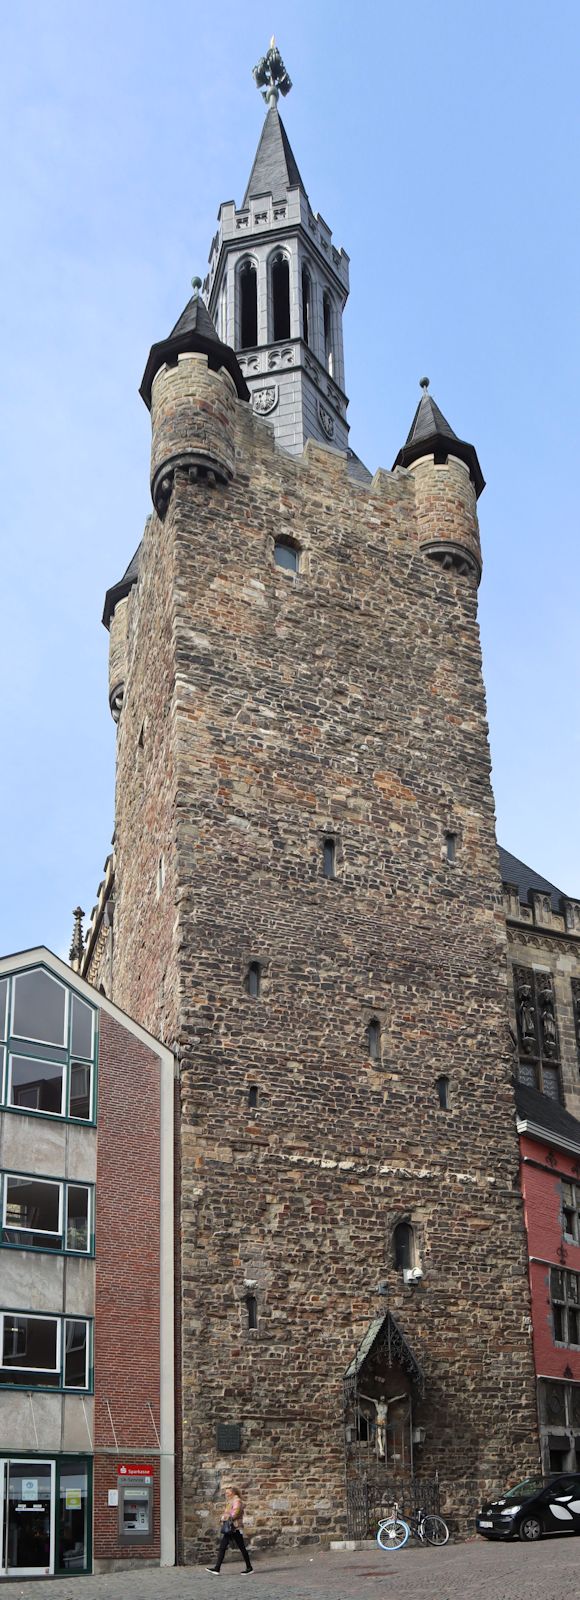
[344,1311,425,1397]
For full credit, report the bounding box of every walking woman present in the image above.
[207,1484,253,1574]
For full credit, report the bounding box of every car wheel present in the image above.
[518,1514,542,1542]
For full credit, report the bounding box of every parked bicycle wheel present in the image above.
[377,1518,410,1550]
[422,1513,449,1546]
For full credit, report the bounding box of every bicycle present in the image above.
[377,1501,449,1550]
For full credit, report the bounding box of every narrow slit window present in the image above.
[247,962,261,998]
[367,1018,381,1061]
[248,1085,259,1109]
[302,265,311,346]
[323,838,335,880]
[245,1294,258,1331]
[323,292,334,375]
[274,539,299,574]
[272,255,290,341]
[394,1221,414,1272]
[436,1075,449,1110]
[239,262,258,349]
[445,832,457,864]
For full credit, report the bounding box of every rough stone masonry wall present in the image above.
[108,388,539,1555]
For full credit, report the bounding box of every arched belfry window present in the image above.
[323,291,334,376]
[239,261,258,350]
[271,253,290,342]
[301,264,311,346]
[393,1221,415,1273]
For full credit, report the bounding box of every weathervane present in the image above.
[253,37,292,107]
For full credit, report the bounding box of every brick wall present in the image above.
[520,1133,580,1382]
[93,1009,162,1563]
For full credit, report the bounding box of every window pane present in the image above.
[553,1304,564,1341]
[69,1061,92,1120]
[517,1061,536,1088]
[274,540,298,572]
[71,995,94,1060]
[543,1066,561,1101]
[64,1321,88,1387]
[1,1314,58,1381]
[0,978,7,1039]
[551,1268,564,1300]
[4,1176,61,1247]
[66,1187,89,1252]
[541,1380,566,1425]
[58,1465,89,1572]
[9,1054,64,1115]
[12,969,67,1046]
[571,1387,580,1428]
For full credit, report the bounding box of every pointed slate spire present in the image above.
[140,283,249,410]
[393,378,485,498]
[243,105,307,205]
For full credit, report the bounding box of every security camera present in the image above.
[403,1266,423,1284]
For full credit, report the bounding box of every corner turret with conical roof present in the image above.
[203,40,350,455]
[393,378,485,582]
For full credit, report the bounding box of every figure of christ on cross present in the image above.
[358,1392,408,1461]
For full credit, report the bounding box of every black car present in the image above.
[476,1473,580,1541]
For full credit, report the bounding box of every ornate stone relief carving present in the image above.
[318,401,335,439]
[268,346,293,370]
[252,385,279,416]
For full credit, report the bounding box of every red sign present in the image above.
[117,1464,153,1477]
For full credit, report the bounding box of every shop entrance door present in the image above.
[0,1459,54,1577]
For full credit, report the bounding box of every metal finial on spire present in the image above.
[252,38,292,107]
[191,276,202,299]
[69,906,85,967]
[420,376,430,390]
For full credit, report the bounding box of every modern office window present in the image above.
[0,965,97,1122]
[0,1311,91,1389]
[1,1174,92,1253]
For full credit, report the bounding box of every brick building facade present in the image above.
[80,50,544,1554]
[0,949,174,1579]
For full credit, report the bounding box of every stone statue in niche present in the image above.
[517,982,536,1053]
[358,1392,406,1461]
[540,991,558,1058]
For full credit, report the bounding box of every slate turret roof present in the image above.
[139,293,248,410]
[243,106,307,205]
[392,384,485,499]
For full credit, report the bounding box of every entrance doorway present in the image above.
[0,1457,91,1578]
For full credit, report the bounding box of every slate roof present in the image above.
[344,1311,424,1394]
[346,448,372,484]
[102,543,141,630]
[243,106,307,205]
[498,845,564,913]
[515,1080,580,1150]
[139,294,248,409]
[392,386,485,499]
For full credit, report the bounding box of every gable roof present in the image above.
[499,845,564,913]
[344,1310,425,1395]
[243,106,307,205]
[0,945,173,1066]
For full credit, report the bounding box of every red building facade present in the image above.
[517,1082,580,1472]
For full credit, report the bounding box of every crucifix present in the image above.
[358,1392,407,1461]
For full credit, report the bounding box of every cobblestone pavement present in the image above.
[5,1538,580,1600]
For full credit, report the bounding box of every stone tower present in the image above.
[86,44,539,1559]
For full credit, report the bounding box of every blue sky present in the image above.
[0,0,578,958]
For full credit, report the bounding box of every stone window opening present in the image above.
[562,1181,580,1245]
[551,1267,580,1346]
[239,261,258,350]
[245,1293,258,1331]
[157,855,166,897]
[246,961,261,998]
[138,722,145,751]
[367,1018,381,1062]
[274,537,300,575]
[436,1074,450,1110]
[445,831,457,864]
[323,291,334,376]
[393,1221,415,1274]
[248,1085,259,1109]
[271,253,290,342]
[302,264,311,346]
[323,837,336,880]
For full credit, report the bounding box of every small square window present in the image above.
[274,540,299,574]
